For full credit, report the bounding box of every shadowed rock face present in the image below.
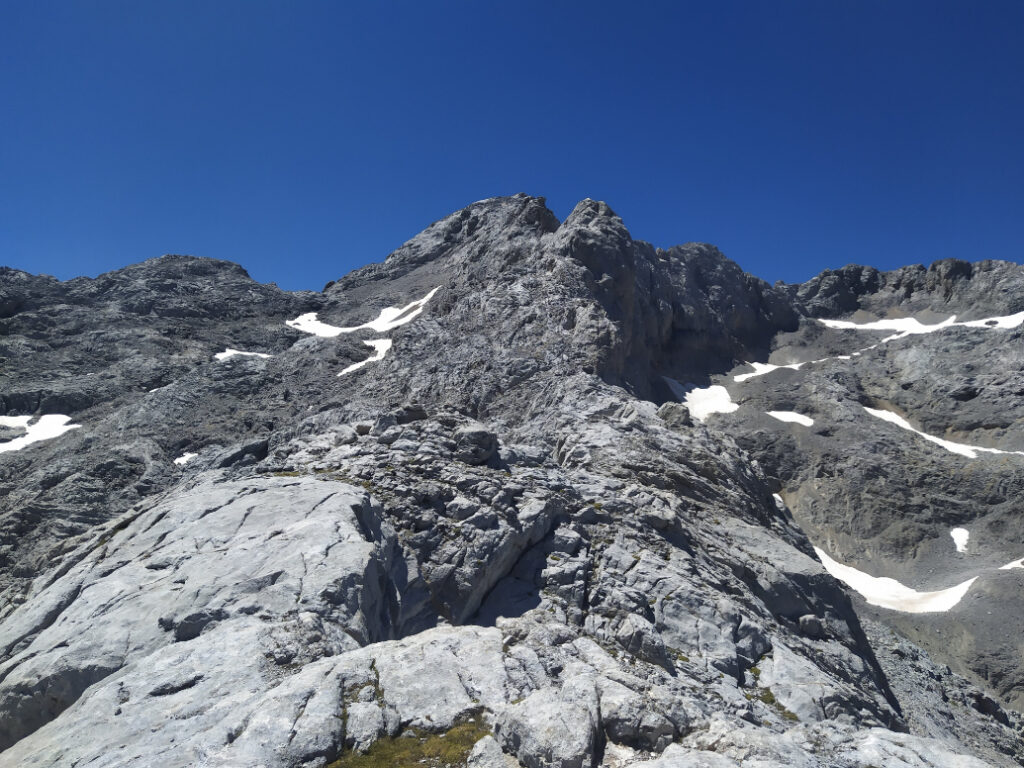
[0,194,1021,767]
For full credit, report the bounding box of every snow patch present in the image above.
[959,311,1024,329]
[950,528,969,553]
[766,411,814,427]
[286,286,440,338]
[814,547,976,613]
[819,315,958,342]
[339,339,393,376]
[1000,557,1024,570]
[284,313,347,338]
[734,361,805,382]
[174,452,198,466]
[214,348,272,362]
[684,385,738,422]
[864,407,1024,459]
[0,414,81,454]
[772,493,787,511]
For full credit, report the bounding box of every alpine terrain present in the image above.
[1,194,1023,767]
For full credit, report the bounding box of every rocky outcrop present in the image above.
[1,195,1021,767]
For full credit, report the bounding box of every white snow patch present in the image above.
[339,339,393,376]
[173,452,198,466]
[684,385,738,422]
[284,313,347,338]
[819,315,958,342]
[957,311,1024,329]
[864,407,1024,459]
[0,414,81,454]
[999,557,1024,570]
[286,286,440,338]
[950,528,969,553]
[214,348,272,362]
[772,493,787,511]
[766,411,814,427]
[820,311,1024,343]
[734,361,805,382]
[814,547,977,613]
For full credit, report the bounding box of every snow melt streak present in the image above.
[766,411,814,427]
[215,348,272,362]
[864,407,1024,459]
[814,547,976,613]
[339,339,393,376]
[734,362,804,383]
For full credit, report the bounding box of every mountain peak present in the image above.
[2,198,1023,768]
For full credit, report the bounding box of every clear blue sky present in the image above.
[2,1,1022,290]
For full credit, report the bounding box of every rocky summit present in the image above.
[1,194,1022,767]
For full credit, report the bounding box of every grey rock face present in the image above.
[717,267,1024,712]
[495,672,601,768]
[1,195,1021,767]
[454,423,499,465]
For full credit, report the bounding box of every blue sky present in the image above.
[2,1,1022,290]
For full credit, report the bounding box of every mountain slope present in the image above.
[0,195,1020,767]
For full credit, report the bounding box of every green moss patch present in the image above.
[744,687,799,722]
[327,714,491,768]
